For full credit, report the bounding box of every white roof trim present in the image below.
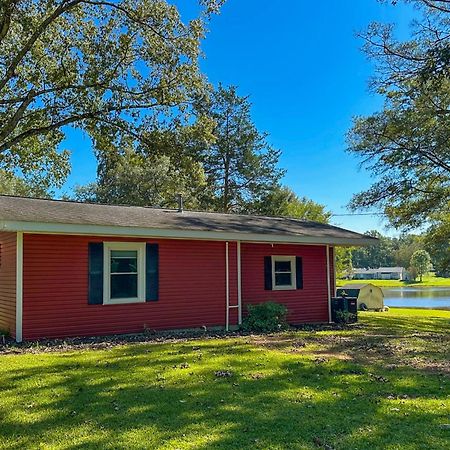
[0,220,377,246]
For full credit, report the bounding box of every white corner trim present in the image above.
[225,242,230,331]
[16,232,23,343]
[326,245,332,323]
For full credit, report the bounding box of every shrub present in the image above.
[241,302,289,332]
[335,310,356,324]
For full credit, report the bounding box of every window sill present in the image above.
[103,298,145,305]
[272,286,296,291]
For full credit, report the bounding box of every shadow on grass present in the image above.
[0,336,449,450]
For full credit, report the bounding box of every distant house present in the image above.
[352,267,406,281]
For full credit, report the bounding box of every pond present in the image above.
[382,287,450,309]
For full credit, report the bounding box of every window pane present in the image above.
[111,274,138,299]
[111,252,137,273]
[275,272,292,286]
[275,260,291,273]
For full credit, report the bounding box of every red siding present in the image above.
[21,234,333,340]
[22,234,235,340]
[241,243,329,324]
[0,232,16,336]
[227,241,239,326]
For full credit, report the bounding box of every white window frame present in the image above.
[272,256,296,290]
[103,242,146,305]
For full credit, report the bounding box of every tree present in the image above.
[335,247,354,279]
[251,186,332,223]
[352,230,396,268]
[194,85,284,213]
[0,170,50,197]
[410,249,432,282]
[0,0,221,189]
[424,215,450,276]
[347,0,450,232]
[74,126,209,208]
[393,234,424,269]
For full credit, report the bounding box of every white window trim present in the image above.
[103,242,146,305]
[272,255,296,291]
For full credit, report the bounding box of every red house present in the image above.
[0,195,375,342]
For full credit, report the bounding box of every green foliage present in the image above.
[74,85,289,212]
[393,234,424,269]
[241,302,289,332]
[352,230,396,268]
[0,0,221,189]
[74,128,208,209]
[0,328,9,338]
[335,246,353,278]
[194,85,285,213]
[410,249,432,282]
[334,310,356,325]
[350,231,432,273]
[347,1,450,234]
[251,185,331,222]
[0,170,50,197]
[424,215,450,277]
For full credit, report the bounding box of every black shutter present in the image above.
[88,242,103,304]
[146,243,159,301]
[264,256,272,290]
[296,256,303,289]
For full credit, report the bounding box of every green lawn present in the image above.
[337,273,450,288]
[1,309,449,449]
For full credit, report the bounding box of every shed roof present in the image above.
[0,195,378,245]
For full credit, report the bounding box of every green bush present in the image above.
[335,310,356,324]
[241,302,289,332]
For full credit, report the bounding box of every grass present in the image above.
[0,309,449,450]
[337,273,450,288]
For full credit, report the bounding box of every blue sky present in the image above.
[61,0,416,234]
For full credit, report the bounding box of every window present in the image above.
[272,256,296,290]
[103,242,146,304]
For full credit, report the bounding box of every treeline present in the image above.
[336,231,449,278]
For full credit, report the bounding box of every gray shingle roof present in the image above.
[0,195,377,245]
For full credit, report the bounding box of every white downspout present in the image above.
[16,232,23,343]
[237,241,242,325]
[326,245,332,323]
[225,241,230,331]
[332,246,336,295]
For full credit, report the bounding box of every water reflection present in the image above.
[383,287,450,309]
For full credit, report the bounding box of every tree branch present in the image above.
[0,0,84,92]
[421,0,450,14]
[0,0,18,44]
[81,0,183,43]
[0,100,183,153]
[0,89,36,141]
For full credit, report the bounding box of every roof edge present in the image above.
[0,220,378,246]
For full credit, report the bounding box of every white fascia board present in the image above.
[0,220,377,247]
